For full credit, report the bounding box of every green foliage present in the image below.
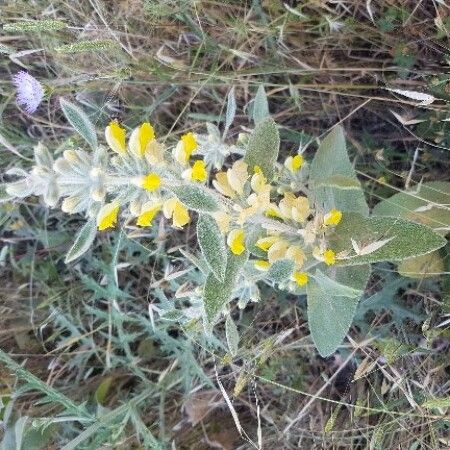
[60,98,98,150]
[225,315,239,356]
[267,259,294,283]
[307,265,371,357]
[244,118,279,181]
[373,181,450,234]
[309,125,369,216]
[331,213,446,266]
[65,219,97,263]
[203,251,248,324]
[197,214,227,281]
[170,185,219,213]
[252,85,270,124]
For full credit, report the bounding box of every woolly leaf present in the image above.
[309,126,369,216]
[224,87,236,138]
[252,85,270,124]
[203,251,248,324]
[373,181,450,235]
[65,219,97,263]
[267,259,295,283]
[225,315,239,356]
[170,185,218,213]
[330,213,446,266]
[197,214,227,281]
[244,118,279,181]
[60,98,97,150]
[307,265,371,357]
[397,251,445,279]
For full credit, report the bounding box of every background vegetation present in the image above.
[0,0,449,448]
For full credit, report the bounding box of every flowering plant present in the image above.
[3,92,446,356]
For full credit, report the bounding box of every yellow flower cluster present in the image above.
[98,121,344,288]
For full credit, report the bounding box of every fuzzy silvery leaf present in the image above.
[309,126,369,216]
[224,86,236,138]
[43,179,60,207]
[65,219,97,263]
[197,214,227,281]
[225,315,239,356]
[6,178,34,198]
[267,259,295,283]
[317,174,362,191]
[397,251,445,279]
[330,213,446,266]
[60,98,98,150]
[203,251,248,325]
[252,85,270,125]
[170,185,218,213]
[244,118,279,181]
[307,265,370,357]
[373,181,450,235]
[34,143,53,169]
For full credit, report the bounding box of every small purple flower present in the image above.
[12,71,44,114]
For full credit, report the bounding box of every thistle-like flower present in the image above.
[12,71,44,114]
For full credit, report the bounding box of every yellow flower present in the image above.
[136,202,161,227]
[227,229,246,255]
[265,204,283,219]
[284,154,304,173]
[254,260,270,271]
[323,208,342,226]
[61,196,82,214]
[163,198,190,228]
[181,132,197,155]
[173,132,198,165]
[256,235,279,251]
[141,173,161,192]
[226,160,248,196]
[145,140,165,165]
[105,121,126,156]
[285,245,306,269]
[323,249,336,266]
[279,192,310,223]
[129,122,155,157]
[97,202,120,231]
[184,160,208,182]
[212,211,231,234]
[292,271,308,286]
[268,239,289,263]
[250,169,267,194]
[213,171,236,198]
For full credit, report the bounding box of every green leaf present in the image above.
[225,315,239,356]
[267,259,295,283]
[397,251,445,279]
[65,220,97,263]
[244,118,279,181]
[203,251,248,324]
[170,185,218,213]
[309,126,369,216]
[373,181,450,235]
[252,85,269,124]
[197,214,227,281]
[317,174,362,190]
[60,98,97,150]
[224,86,236,138]
[307,265,371,357]
[95,376,114,406]
[330,213,446,266]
